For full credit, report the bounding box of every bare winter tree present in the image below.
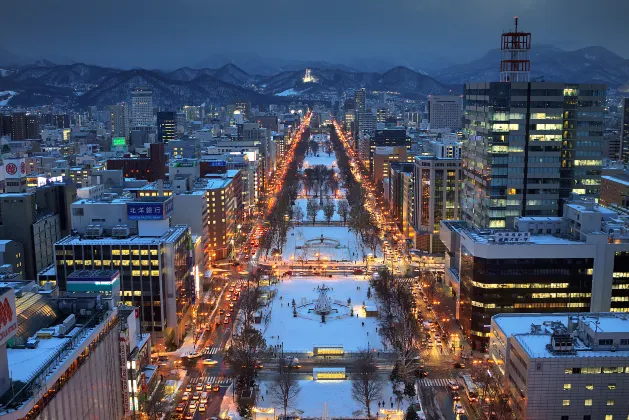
[269,361,302,416]
[322,198,336,225]
[306,198,319,224]
[351,350,384,418]
[470,362,515,420]
[224,326,273,393]
[337,200,350,225]
[292,205,304,224]
[371,270,421,384]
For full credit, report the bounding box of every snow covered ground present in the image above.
[257,379,409,418]
[283,225,377,262]
[258,275,385,353]
[0,91,17,106]
[276,88,300,96]
[302,154,338,171]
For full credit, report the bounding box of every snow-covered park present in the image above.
[256,380,408,418]
[282,225,380,262]
[258,275,384,353]
[293,198,344,223]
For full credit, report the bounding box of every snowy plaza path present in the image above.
[259,275,384,353]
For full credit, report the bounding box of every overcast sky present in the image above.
[2,0,628,69]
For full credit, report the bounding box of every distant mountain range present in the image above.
[0,45,627,108]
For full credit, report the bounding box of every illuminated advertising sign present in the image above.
[0,289,17,347]
[37,175,63,187]
[112,137,126,147]
[3,158,26,179]
[173,161,196,168]
[207,161,226,167]
[127,198,174,220]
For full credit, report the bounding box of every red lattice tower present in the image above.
[500,17,531,83]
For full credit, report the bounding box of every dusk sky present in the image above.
[2,0,628,69]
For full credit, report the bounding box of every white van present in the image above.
[201,391,208,403]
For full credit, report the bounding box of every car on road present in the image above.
[186,351,203,360]
[185,384,193,392]
[224,318,230,324]
[452,390,461,401]
[453,362,465,369]
[192,391,200,400]
[184,413,194,420]
[176,403,186,413]
[182,392,190,401]
[189,401,197,410]
[199,403,206,413]
[213,384,220,392]
[203,358,218,365]
[447,380,460,390]
[195,383,203,391]
[232,296,238,301]
[455,403,465,414]
[201,392,208,403]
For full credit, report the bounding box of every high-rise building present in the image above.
[111,102,130,139]
[376,107,388,123]
[0,177,76,279]
[354,88,366,112]
[413,140,462,254]
[157,111,176,144]
[10,112,26,140]
[131,87,153,127]
[368,129,410,175]
[462,82,606,229]
[428,95,463,130]
[55,216,194,345]
[25,114,40,139]
[621,98,629,163]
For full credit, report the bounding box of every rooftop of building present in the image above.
[56,225,188,246]
[602,174,629,187]
[2,303,117,416]
[494,312,629,359]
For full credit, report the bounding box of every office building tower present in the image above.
[25,114,40,139]
[600,174,629,207]
[0,175,75,279]
[491,312,629,420]
[354,88,366,112]
[157,111,176,144]
[428,95,463,130]
[131,87,153,127]
[622,98,629,163]
[10,112,26,140]
[368,129,410,175]
[56,206,194,344]
[111,102,130,139]
[413,140,462,254]
[376,107,388,123]
[441,195,629,350]
[462,82,605,229]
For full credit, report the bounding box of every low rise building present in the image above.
[491,312,629,420]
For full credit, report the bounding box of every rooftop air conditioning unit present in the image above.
[111,224,131,239]
[85,224,104,238]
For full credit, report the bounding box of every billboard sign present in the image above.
[127,197,174,220]
[3,158,26,179]
[173,161,196,168]
[0,289,17,347]
[207,161,226,167]
[112,137,126,147]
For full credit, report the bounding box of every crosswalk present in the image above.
[203,347,221,355]
[188,376,232,386]
[416,378,464,387]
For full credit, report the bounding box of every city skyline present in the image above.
[1,0,628,69]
